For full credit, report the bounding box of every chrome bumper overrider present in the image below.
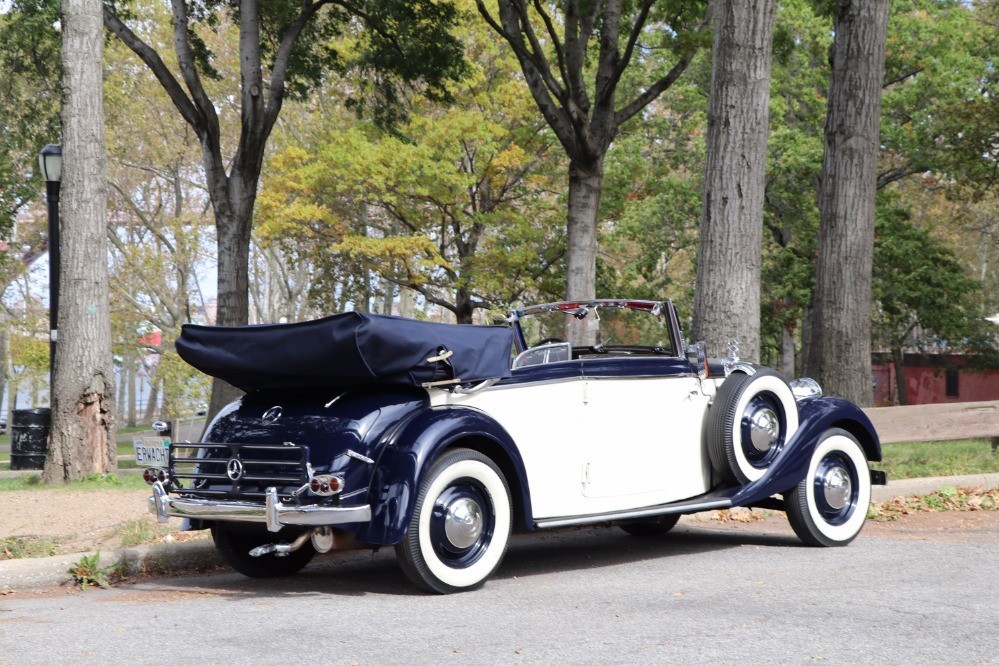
[149,481,372,533]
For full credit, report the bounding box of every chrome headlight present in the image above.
[789,377,822,400]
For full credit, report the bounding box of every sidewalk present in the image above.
[2,472,997,592]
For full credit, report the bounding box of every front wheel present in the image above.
[395,448,512,594]
[785,429,871,547]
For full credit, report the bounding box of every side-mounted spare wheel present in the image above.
[708,368,799,485]
[395,448,512,594]
[785,428,871,547]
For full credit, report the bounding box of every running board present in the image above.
[534,497,733,530]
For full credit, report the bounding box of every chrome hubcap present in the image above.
[443,497,483,549]
[748,407,780,452]
[822,466,852,510]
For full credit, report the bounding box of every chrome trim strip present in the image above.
[149,481,371,532]
[534,498,732,529]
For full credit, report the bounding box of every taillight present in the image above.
[142,467,166,485]
[308,474,344,496]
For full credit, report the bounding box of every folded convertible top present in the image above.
[175,312,514,392]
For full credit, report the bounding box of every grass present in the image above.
[879,438,999,480]
[0,472,149,492]
[115,519,174,548]
[1,536,59,560]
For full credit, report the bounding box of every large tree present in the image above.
[804,0,890,406]
[44,0,116,482]
[476,0,708,343]
[691,0,776,361]
[103,0,465,417]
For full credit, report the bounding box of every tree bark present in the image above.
[126,349,136,428]
[44,0,116,482]
[804,0,889,407]
[891,346,909,406]
[564,159,603,344]
[781,324,796,378]
[692,0,776,362]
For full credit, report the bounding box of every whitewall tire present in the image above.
[785,429,871,547]
[395,448,512,594]
[708,369,799,484]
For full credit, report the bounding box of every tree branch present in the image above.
[102,7,203,134]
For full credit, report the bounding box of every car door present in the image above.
[579,357,712,513]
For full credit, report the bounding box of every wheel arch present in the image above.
[725,396,881,507]
[356,406,533,545]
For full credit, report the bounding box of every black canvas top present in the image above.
[175,312,514,392]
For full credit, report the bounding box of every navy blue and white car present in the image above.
[144,299,886,593]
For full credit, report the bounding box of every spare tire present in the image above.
[708,368,799,485]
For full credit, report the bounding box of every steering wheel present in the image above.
[535,337,565,347]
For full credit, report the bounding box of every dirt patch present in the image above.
[0,489,204,556]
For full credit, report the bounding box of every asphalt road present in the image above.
[1,518,996,665]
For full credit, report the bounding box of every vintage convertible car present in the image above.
[143,299,886,593]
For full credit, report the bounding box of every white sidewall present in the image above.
[804,434,871,542]
[418,459,511,589]
[731,374,800,481]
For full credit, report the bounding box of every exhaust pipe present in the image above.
[248,531,311,557]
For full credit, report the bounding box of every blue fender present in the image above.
[723,396,881,507]
[354,406,534,545]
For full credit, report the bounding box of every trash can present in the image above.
[10,408,51,471]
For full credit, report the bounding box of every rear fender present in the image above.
[356,406,533,545]
[726,397,881,507]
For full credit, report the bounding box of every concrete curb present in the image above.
[2,473,998,592]
[1,540,221,593]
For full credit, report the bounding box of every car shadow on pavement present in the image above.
[125,522,803,599]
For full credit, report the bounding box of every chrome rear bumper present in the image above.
[149,481,371,533]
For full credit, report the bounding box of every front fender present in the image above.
[355,406,533,545]
[726,397,881,507]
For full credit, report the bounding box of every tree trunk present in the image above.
[692,0,776,362]
[0,328,7,435]
[892,346,909,406]
[565,159,603,346]
[804,0,889,407]
[781,324,796,378]
[143,375,159,423]
[44,0,116,483]
[204,201,251,424]
[126,350,137,428]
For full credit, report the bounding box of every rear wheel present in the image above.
[619,513,680,537]
[785,429,871,547]
[395,448,512,594]
[211,525,316,578]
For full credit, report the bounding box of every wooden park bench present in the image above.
[862,400,999,452]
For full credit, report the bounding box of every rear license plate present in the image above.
[134,437,171,466]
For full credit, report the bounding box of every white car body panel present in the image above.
[436,369,717,520]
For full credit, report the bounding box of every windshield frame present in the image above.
[508,299,686,357]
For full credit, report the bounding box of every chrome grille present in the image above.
[169,442,309,500]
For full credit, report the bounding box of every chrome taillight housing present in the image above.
[309,474,344,496]
[142,467,167,485]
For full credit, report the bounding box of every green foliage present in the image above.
[258,11,565,318]
[115,519,173,548]
[873,199,994,363]
[0,0,61,229]
[0,473,148,492]
[68,552,113,590]
[0,536,58,560]
[879,438,999,480]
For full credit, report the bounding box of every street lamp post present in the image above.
[38,144,61,376]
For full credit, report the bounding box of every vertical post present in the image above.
[992,436,998,455]
[46,179,61,376]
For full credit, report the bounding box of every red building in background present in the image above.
[872,353,999,406]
